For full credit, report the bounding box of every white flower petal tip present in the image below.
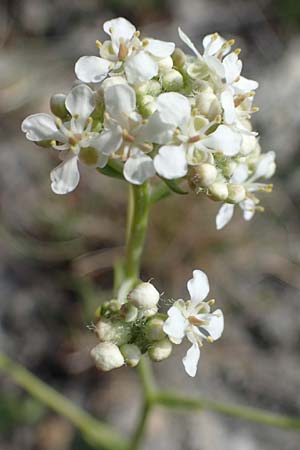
[50,157,80,195]
[21,113,58,141]
[75,56,110,83]
[216,203,235,230]
[65,84,95,123]
[146,39,175,58]
[125,51,158,84]
[103,17,136,40]
[183,343,200,377]
[187,270,210,304]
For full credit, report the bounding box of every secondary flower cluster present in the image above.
[21,17,276,229]
[90,270,223,377]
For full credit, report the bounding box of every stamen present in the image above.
[227,39,235,46]
[251,106,260,113]
[211,32,219,41]
[134,31,140,38]
[122,129,135,142]
[142,39,149,47]
[188,135,201,143]
[207,336,214,343]
[208,299,215,306]
[96,40,102,48]
[189,316,207,326]
[118,39,128,60]
[55,118,62,127]
[50,140,57,147]
[234,48,241,55]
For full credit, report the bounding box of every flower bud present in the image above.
[145,317,166,342]
[188,163,218,190]
[172,48,186,67]
[138,95,157,117]
[227,184,246,204]
[240,134,257,156]
[128,282,160,309]
[141,307,158,319]
[91,342,124,371]
[148,338,172,362]
[162,69,184,92]
[158,56,173,73]
[50,94,68,119]
[120,303,138,322]
[209,182,229,201]
[95,318,131,346]
[195,88,220,120]
[135,80,161,97]
[264,162,276,179]
[222,160,237,178]
[120,344,141,367]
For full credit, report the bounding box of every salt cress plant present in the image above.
[5,15,291,450]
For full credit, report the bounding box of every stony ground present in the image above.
[0,1,300,449]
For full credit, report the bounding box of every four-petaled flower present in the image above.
[163,270,224,377]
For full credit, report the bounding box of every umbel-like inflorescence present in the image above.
[21,17,276,377]
[90,270,223,377]
[22,17,275,229]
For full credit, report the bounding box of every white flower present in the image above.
[163,270,224,377]
[22,84,108,194]
[216,151,275,229]
[75,17,175,85]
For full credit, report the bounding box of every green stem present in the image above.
[0,352,128,450]
[124,183,151,281]
[130,402,151,450]
[154,391,300,430]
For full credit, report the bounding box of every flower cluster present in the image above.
[21,17,275,229]
[90,270,223,377]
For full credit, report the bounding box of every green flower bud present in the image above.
[120,344,141,367]
[138,95,157,117]
[121,303,138,323]
[128,282,160,309]
[95,318,131,346]
[172,48,186,67]
[188,163,218,190]
[209,182,229,201]
[227,184,246,204]
[50,93,68,119]
[222,160,237,178]
[91,342,124,371]
[158,56,173,73]
[162,69,184,92]
[148,338,172,362]
[145,317,166,341]
[135,80,161,97]
[141,307,158,319]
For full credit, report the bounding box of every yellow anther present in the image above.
[104,112,110,121]
[234,48,241,55]
[74,113,80,119]
[207,336,214,343]
[142,39,149,47]
[208,299,215,306]
[109,27,113,34]
[55,118,62,127]
[215,114,222,123]
[134,30,140,38]
[174,128,180,135]
[212,32,219,41]
[248,91,255,97]
[227,39,235,46]
[51,140,57,147]
[252,106,260,112]
[96,40,102,48]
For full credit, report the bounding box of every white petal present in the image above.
[65,84,95,127]
[231,163,249,183]
[183,343,200,377]
[203,33,226,56]
[234,76,258,93]
[123,151,155,185]
[178,27,200,57]
[91,125,122,155]
[216,203,235,230]
[204,309,224,340]
[50,156,80,194]
[104,84,136,124]
[156,92,191,128]
[187,270,209,304]
[21,113,62,142]
[154,145,187,179]
[75,56,110,83]
[125,51,158,84]
[146,39,175,58]
[163,305,186,342]
[103,17,136,40]
[137,112,174,145]
[223,53,242,84]
[202,125,241,156]
[205,55,225,78]
[220,88,236,125]
[254,151,275,180]
[241,198,255,221]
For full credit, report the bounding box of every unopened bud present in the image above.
[50,94,68,119]
[209,182,229,201]
[162,69,184,92]
[240,134,257,156]
[128,282,160,309]
[172,47,186,67]
[195,88,218,118]
[264,162,276,179]
[121,303,138,322]
[148,338,172,362]
[227,184,246,204]
[140,306,158,319]
[135,80,161,97]
[120,343,141,367]
[158,56,173,73]
[90,342,124,371]
[139,95,157,117]
[145,317,166,341]
[189,163,218,190]
[95,318,131,346]
[222,160,237,178]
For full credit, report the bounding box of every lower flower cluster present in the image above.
[90,270,224,377]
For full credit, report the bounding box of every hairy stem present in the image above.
[0,352,128,450]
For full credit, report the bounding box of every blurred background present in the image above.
[0,0,300,449]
